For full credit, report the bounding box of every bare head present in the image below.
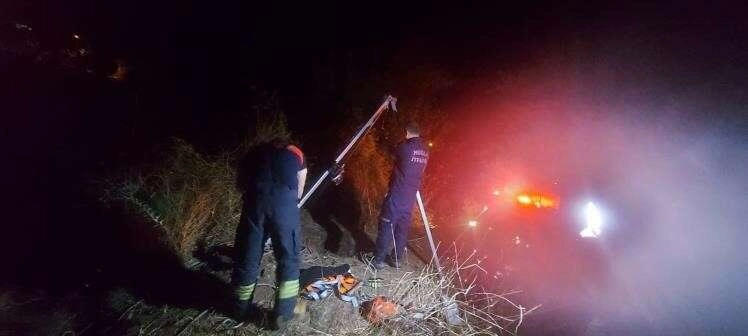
[405,121,420,139]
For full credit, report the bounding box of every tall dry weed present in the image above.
[345,131,393,227]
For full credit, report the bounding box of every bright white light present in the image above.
[580,201,603,238]
[468,220,478,228]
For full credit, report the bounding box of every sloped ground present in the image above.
[0,209,432,336]
[98,210,429,335]
[1,191,532,336]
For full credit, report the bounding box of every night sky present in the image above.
[2,1,748,335]
[4,1,745,141]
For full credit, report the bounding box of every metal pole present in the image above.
[416,191,442,273]
[333,96,393,163]
[297,170,329,208]
[391,221,398,268]
[417,191,462,326]
[298,95,396,208]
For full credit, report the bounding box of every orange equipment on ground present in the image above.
[362,296,399,324]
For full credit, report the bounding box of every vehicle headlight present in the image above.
[580,201,603,238]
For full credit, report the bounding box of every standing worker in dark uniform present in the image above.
[372,122,429,269]
[232,137,307,329]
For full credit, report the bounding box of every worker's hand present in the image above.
[330,163,345,185]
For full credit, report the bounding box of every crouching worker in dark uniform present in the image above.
[232,136,307,329]
[372,122,429,270]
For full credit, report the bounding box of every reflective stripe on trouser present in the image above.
[236,283,256,301]
[278,280,300,299]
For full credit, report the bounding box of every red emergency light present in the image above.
[515,192,559,209]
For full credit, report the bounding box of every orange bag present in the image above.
[363,296,399,324]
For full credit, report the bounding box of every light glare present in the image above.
[580,201,603,238]
[517,194,532,204]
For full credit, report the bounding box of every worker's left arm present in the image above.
[286,144,308,200]
[297,168,307,200]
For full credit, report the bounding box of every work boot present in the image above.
[385,255,401,269]
[273,314,296,330]
[231,299,250,320]
[231,300,261,321]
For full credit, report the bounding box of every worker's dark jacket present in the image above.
[233,143,305,318]
[375,137,429,262]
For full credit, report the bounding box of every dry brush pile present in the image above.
[346,248,538,336]
[102,109,291,263]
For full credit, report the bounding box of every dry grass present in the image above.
[0,291,88,336]
[1,200,532,335]
[343,246,537,336]
[345,131,393,226]
[99,245,534,336]
[103,110,290,263]
[123,139,241,262]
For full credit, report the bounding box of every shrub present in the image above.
[105,108,290,263]
[345,130,393,227]
[341,67,454,237]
